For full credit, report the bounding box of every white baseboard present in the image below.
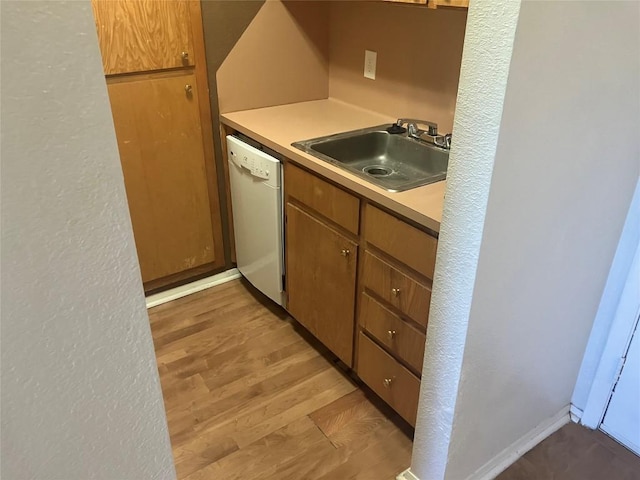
[569,404,583,423]
[145,268,241,308]
[466,405,570,480]
[396,468,419,480]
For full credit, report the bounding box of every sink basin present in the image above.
[292,125,449,192]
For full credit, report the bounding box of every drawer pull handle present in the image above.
[181,51,189,61]
[387,330,397,340]
[184,84,193,95]
[383,378,393,388]
[340,249,350,257]
[392,288,401,297]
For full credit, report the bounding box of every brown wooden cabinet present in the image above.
[92,0,224,290]
[286,203,358,365]
[356,203,437,426]
[383,0,468,7]
[282,162,438,426]
[107,72,215,283]
[92,0,195,75]
[384,0,428,5]
[430,0,469,8]
[284,164,360,366]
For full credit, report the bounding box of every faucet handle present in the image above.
[396,118,438,136]
[434,133,452,150]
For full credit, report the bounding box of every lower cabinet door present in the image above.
[357,332,421,426]
[286,202,357,365]
[107,72,219,284]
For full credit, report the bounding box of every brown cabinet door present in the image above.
[286,203,357,366]
[92,0,194,75]
[107,72,216,283]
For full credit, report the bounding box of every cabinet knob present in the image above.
[340,248,350,257]
[185,84,193,95]
[383,378,393,388]
[392,287,401,297]
[181,51,189,61]
[387,330,396,340]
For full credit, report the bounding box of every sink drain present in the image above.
[363,165,392,177]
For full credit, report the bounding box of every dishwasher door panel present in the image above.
[227,136,284,306]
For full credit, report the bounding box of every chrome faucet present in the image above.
[396,118,439,137]
[394,118,451,150]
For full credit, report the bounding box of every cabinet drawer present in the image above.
[357,332,420,426]
[359,293,426,373]
[286,163,360,234]
[364,204,437,279]
[362,251,431,328]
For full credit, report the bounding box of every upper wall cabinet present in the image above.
[92,0,195,75]
[383,0,468,7]
[384,0,428,5]
[430,0,469,8]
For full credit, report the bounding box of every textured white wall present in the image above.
[443,2,640,479]
[409,2,522,479]
[0,2,176,479]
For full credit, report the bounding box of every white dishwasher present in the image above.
[227,135,284,306]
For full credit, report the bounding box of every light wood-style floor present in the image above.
[149,279,413,480]
[150,278,640,480]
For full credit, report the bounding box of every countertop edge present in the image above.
[221,113,443,234]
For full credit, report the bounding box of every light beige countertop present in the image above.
[221,98,446,233]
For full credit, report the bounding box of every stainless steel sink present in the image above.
[292,125,449,192]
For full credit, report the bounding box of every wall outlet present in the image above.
[364,50,377,80]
